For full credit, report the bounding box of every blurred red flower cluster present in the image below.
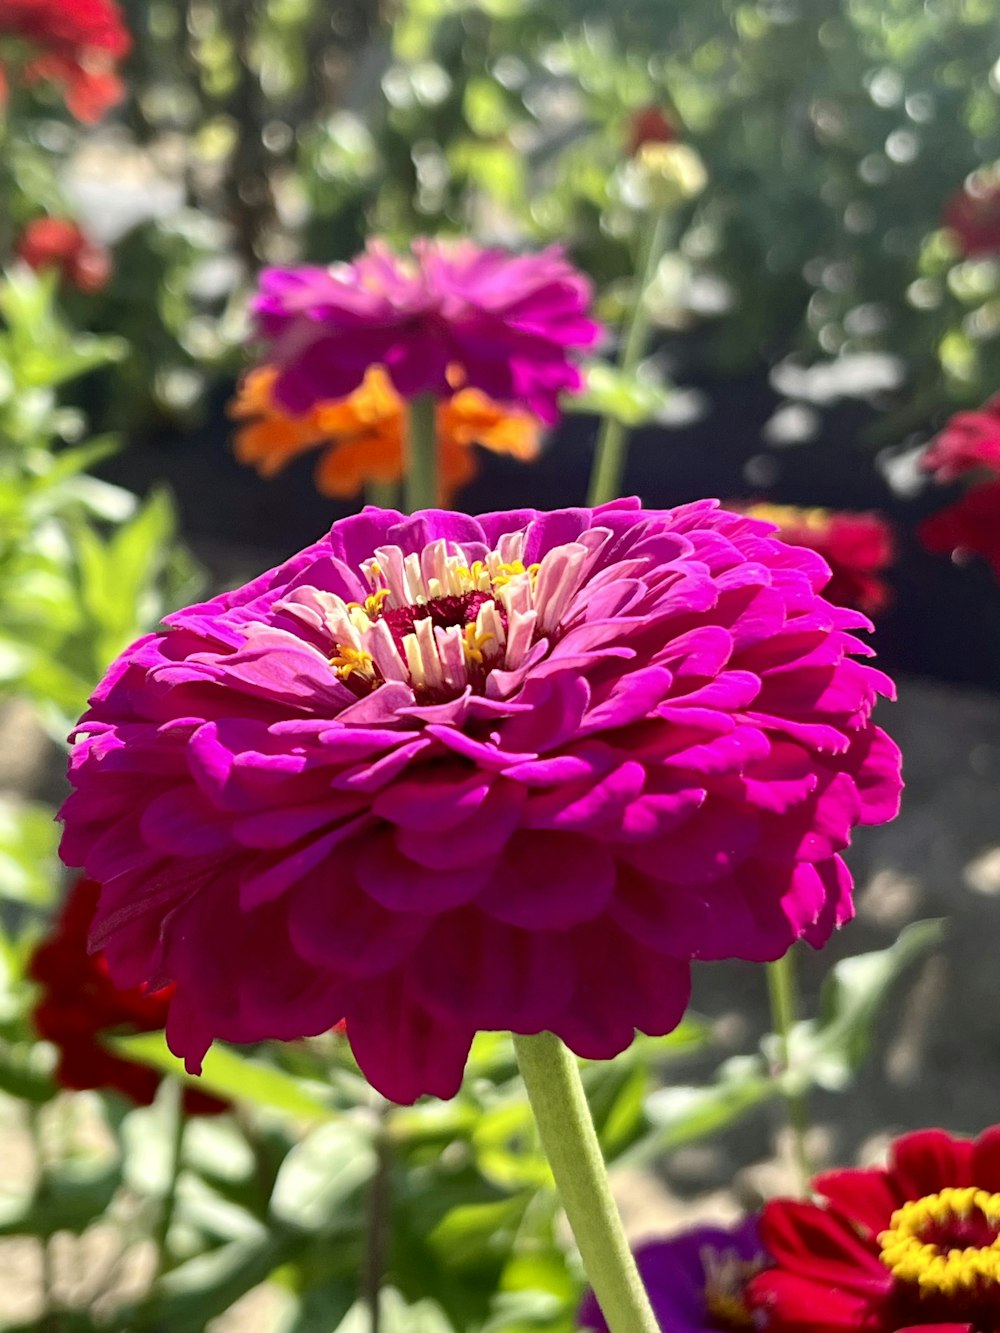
[29,877,225,1114]
[744,503,895,615]
[0,0,130,122]
[943,177,1000,259]
[16,217,112,293]
[921,395,1000,579]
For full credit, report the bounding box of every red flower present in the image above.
[0,0,130,122]
[627,103,678,157]
[29,877,225,1114]
[16,217,113,293]
[922,398,1000,483]
[919,480,1000,579]
[744,504,895,615]
[943,177,1000,259]
[748,1126,1000,1332]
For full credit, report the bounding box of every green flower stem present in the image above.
[766,950,812,1194]
[587,209,671,507]
[152,1079,186,1282]
[513,1032,659,1333]
[405,394,439,513]
[365,479,401,510]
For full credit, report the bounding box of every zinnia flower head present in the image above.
[230,364,540,502]
[743,504,895,615]
[748,1125,1000,1332]
[626,103,678,158]
[29,876,225,1114]
[252,239,601,424]
[922,397,1000,483]
[943,172,1000,259]
[59,499,901,1104]
[919,480,1000,580]
[0,0,130,122]
[17,216,112,293]
[579,1217,767,1332]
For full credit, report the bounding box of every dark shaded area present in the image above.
[97,368,1000,694]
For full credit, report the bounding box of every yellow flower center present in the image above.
[701,1247,760,1330]
[879,1188,1000,1297]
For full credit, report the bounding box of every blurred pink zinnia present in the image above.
[922,395,1000,483]
[253,240,601,424]
[59,500,901,1104]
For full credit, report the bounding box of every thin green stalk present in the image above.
[513,1032,659,1333]
[404,394,439,512]
[766,950,812,1194]
[28,1103,57,1314]
[364,1115,392,1333]
[365,479,401,510]
[587,210,671,507]
[151,1080,186,1283]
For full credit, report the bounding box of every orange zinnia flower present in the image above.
[229,365,540,502]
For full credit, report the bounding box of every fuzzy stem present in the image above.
[513,1032,658,1333]
[151,1080,186,1281]
[586,210,671,507]
[365,479,401,510]
[404,394,439,512]
[766,950,812,1194]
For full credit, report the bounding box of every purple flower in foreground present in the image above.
[59,500,901,1104]
[579,1218,768,1332]
[252,239,601,423]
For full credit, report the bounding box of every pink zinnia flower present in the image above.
[252,240,601,424]
[922,396,1000,483]
[59,500,901,1104]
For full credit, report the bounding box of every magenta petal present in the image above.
[60,498,900,1103]
[478,832,615,928]
[411,908,576,1030]
[355,834,494,913]
[345,974,475,1104]
[287,858,429,978]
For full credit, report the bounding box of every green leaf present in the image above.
[334,1290,454,1333]
[627,1055,777,1167]
[564,361,676,427]
[270,1120,378,1232]
[0,798,60,906]
[0,1157,121,1237]
[108,1033,336,1121]
[127,1232,303,1332]
[785,920,946,1092]
[427,1195,531,1270]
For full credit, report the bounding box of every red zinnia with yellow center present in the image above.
[229,365,540,503]
[748,1126,1000,1332]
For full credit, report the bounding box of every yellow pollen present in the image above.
[491,559,540,588]
[748,502,830,532]
[330,644,375,681]
[347,588,391,619]
[701,1247,760,1329]
[879,1188,1000,1297]
[462,624,494,666]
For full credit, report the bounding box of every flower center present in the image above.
[701,1247,760,1330]
[880,1188,1000,1322]
[275,532,598,704]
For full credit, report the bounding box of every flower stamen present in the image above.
[701,1246,761,1329]
[879,1188,1000,1297]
